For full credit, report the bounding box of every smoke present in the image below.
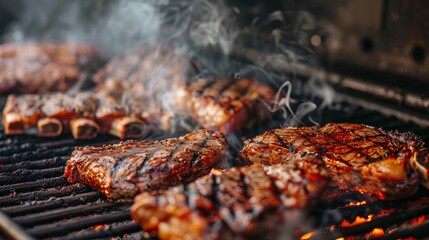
[0,0,335,128]
[1,0,238,57]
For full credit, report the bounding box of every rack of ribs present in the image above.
[64,129,227,199]
[131,157,329,239]
[239,123,429,200]
[1,46,192,139]
[2,92,99,138]
[0,42,102,94]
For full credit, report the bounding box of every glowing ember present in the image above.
[300,232,313,240]
[410,215,426,225]
[345,200,367,207]
[365,228,384,238]
[91,224,109,231]
[353,187,368,194]
[341,214,374,227]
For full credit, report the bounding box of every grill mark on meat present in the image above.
[183,183,190,209]
[209,174,220,208]
[295,128,355,168]
[239,170,249,199]
[183,132,214,181]
[195,79,216,95]
[267,171,283,204]
[270,130,296,153]
[166,141,186,163]
[135,148,163,179]
[320,125,376,164]
[213,78,234,102]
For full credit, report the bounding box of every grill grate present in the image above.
[1,104,429,239]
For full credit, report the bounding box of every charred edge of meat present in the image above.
[37,118,63,137]
[70,118,100,139]
[385,128,425,149]
[109,117,147,140]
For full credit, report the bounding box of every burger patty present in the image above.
[0,42,102,94]
[64,129,227,199]
[131,157,329,240]
[239,123,428,200]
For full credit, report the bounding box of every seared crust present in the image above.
[64,129,227,199]
[240,123,425,200]
[0,42,101,94]
[180,78,277,133]
[131,159,329,240]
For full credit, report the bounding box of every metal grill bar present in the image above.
[0,156,68,172]
[0,167,64,185]
[383,220,429,240]
[27,210,131,239]
[0,184,89,208]
[0,176,67,195]
[59,221,143,240]
[14,202,118,227]
[2,192,102,217]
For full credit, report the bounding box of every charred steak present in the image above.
[0,42,101,94]
[176,77,277,133]
[239,123,428,200]
[131,157,329,240]
[64,129,227,199]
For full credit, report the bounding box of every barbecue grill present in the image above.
[1,0,429,239]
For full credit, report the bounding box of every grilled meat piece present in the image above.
[0,42,101,94]
[131,158,329,240]
[64,129,227,199]
[93,46,193,97]
[239,123,426,200]
[177,78,277,133]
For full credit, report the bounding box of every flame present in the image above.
[341,214,374,227]
[300,232,313,240]
[345,200,367,207]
